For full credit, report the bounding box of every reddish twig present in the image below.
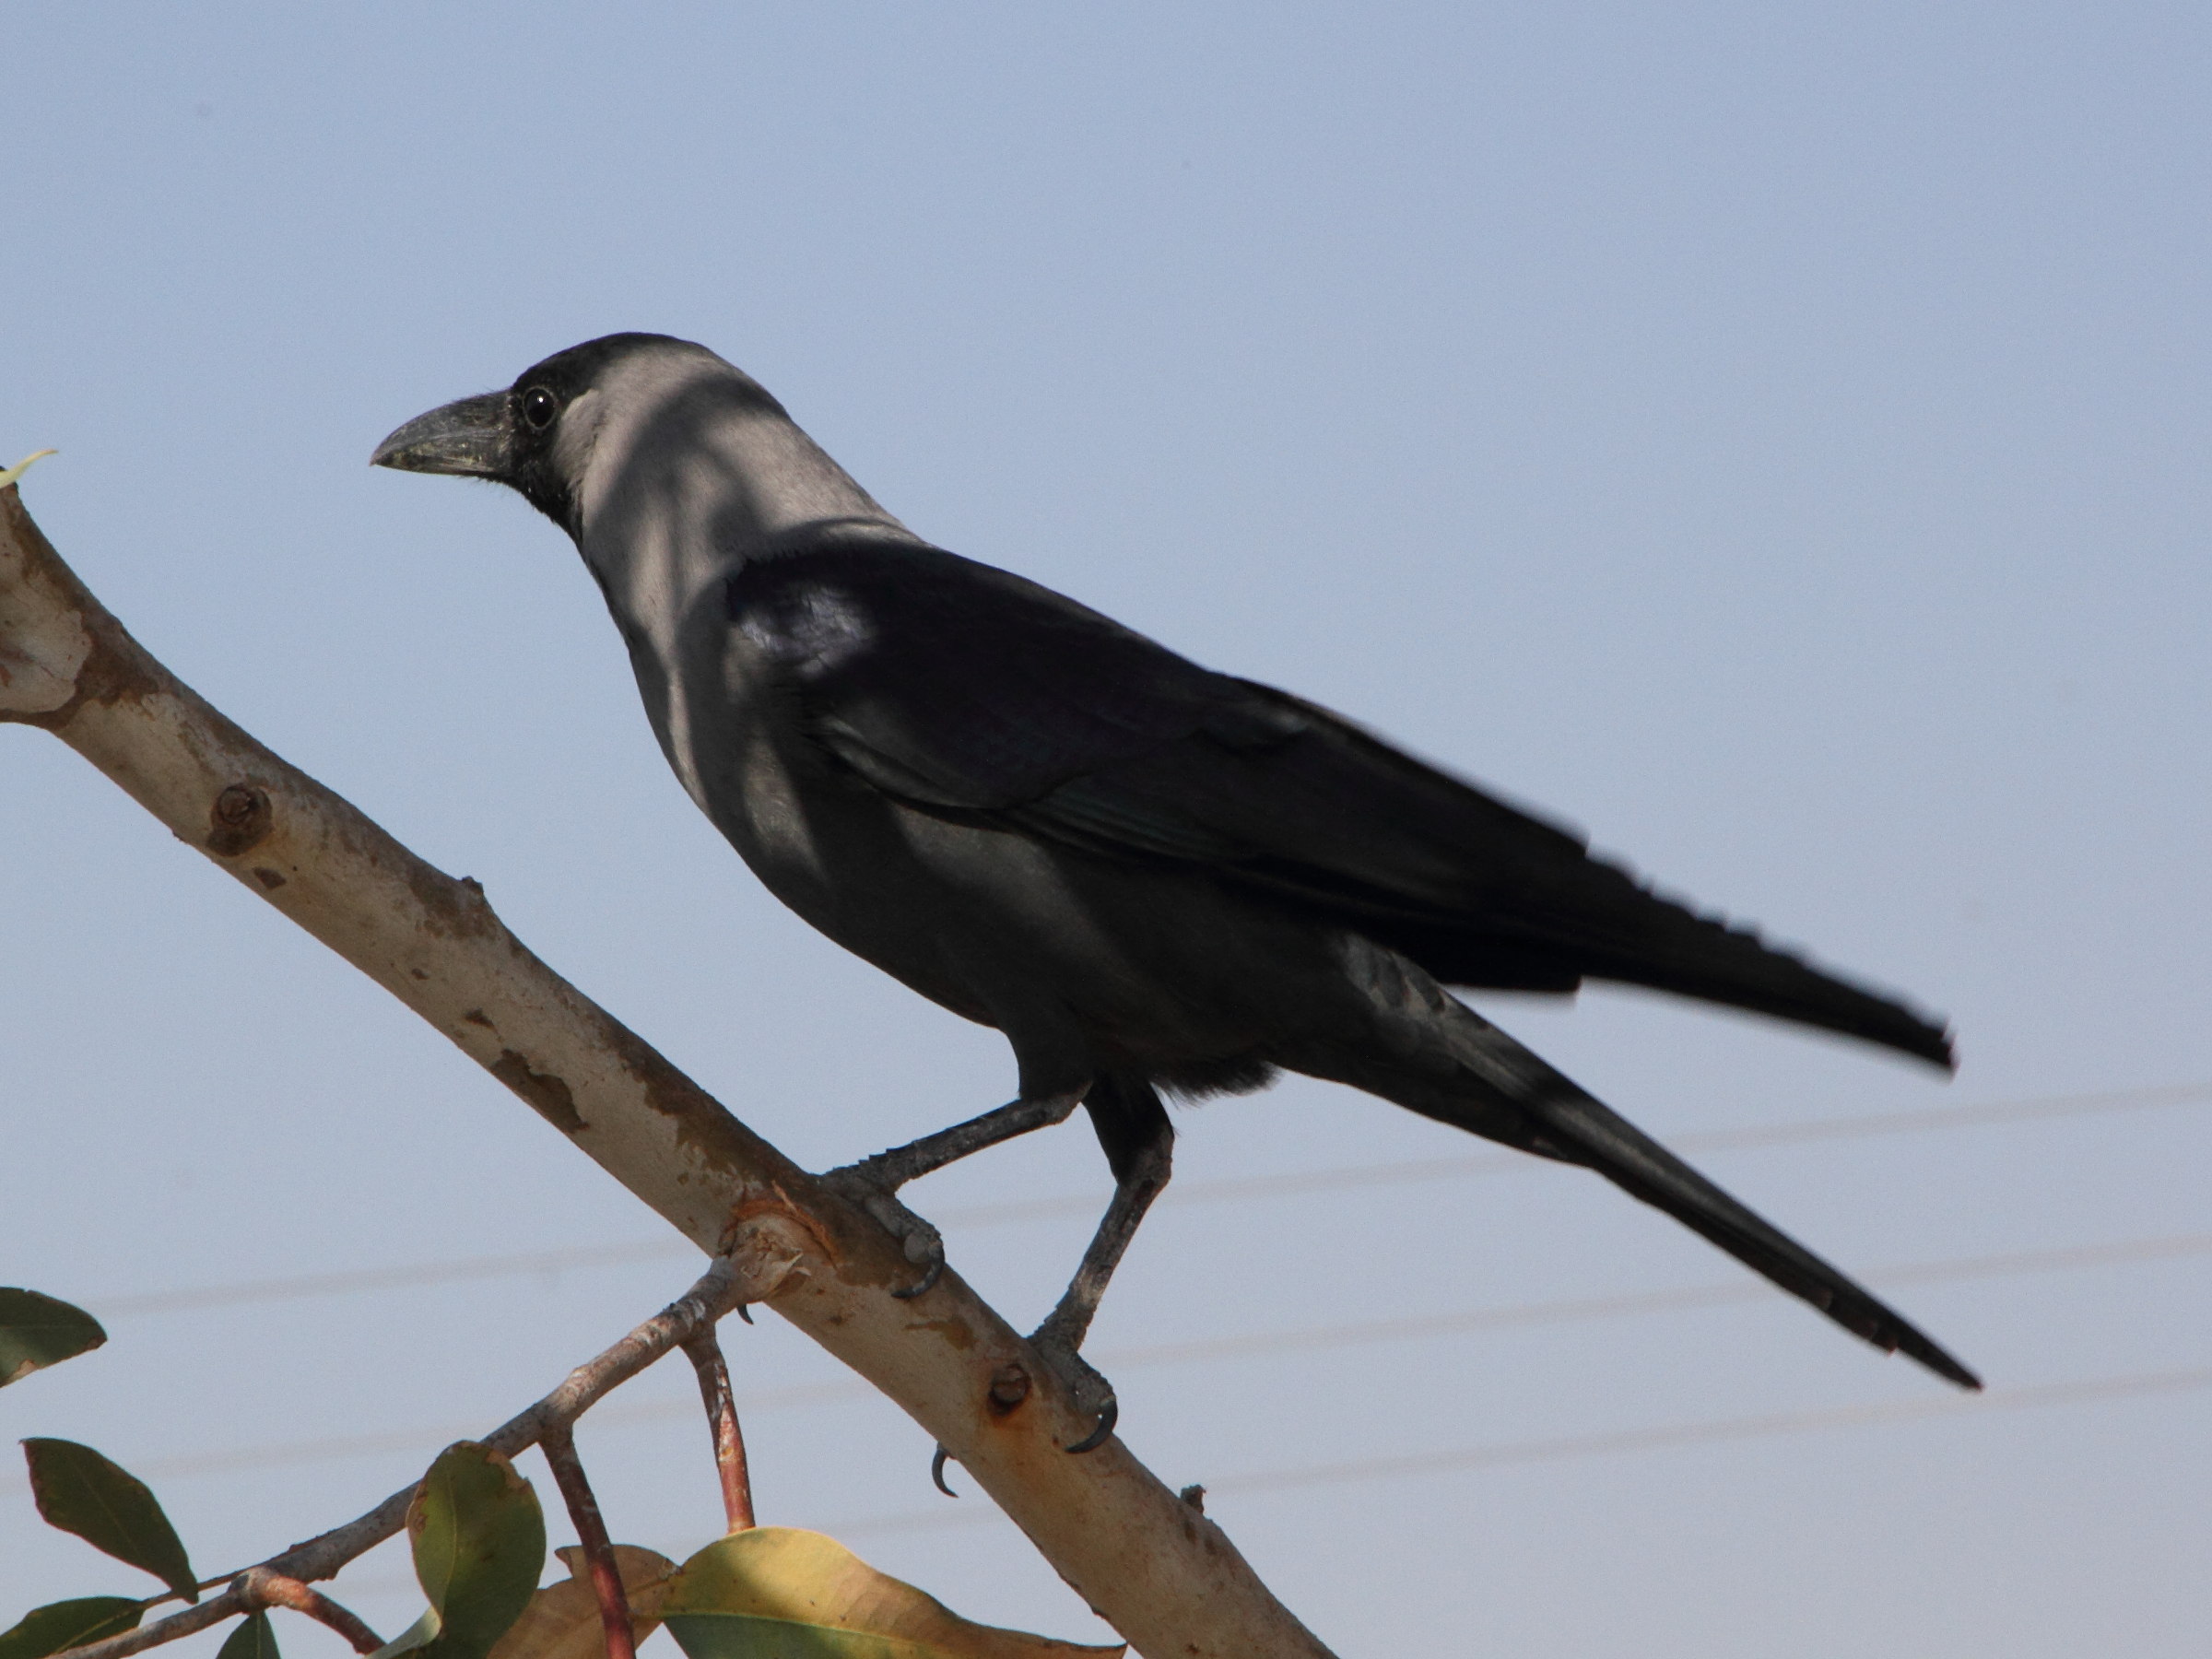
[538,1427,635,1659]
[53,1260,743,1659]
[231,1571,382,1654]
[682,1330,755,1531]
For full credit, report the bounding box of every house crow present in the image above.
[374,333,1977,1454]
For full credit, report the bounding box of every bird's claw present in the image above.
[1030,1326,1119,1454]
[1064,1395,1117,1455]
[931,1444,959,1497]
[822,1164,947,1299]
[892,1255,945,1300]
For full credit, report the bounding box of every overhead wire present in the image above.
[829,1364,2212,1537]
[306,1359,2212,1597]
[81,1080,2212,1319]
[6,1080,2200,1554]
[23,1225,2211,1487]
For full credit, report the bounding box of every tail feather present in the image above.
[1531,1088,1981,1388]
[1581,895,1958,1070]
[1389,857,1958,1069]
[1404,986,1982,1389]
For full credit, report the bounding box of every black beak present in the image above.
[371,392,512,477]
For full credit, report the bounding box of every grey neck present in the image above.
[558,356,918,809]
[570,382,913,658]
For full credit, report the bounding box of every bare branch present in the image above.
[538,1429,636,1659]
[682,1332,756,1532]
[80,1598,245,1659]
[513,1262,743,1441]
[52,1263,740,1659]
[0,487,1333,1659]
[232,1571,382,1654]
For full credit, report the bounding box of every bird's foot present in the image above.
[1029,1323,1118,1454]
[822,1161,947,1299]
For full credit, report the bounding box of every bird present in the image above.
[373,331,1978,1453]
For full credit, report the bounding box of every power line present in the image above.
[305,1359,2212,1601]
[831,1365,2212,1537]
[92,1241,691,1319]
[81,1081,2212,1319]
[300,1358,2212,1603]
[25,1226,2208,1488]
[1121,1078,2212,1217]
[1091,1229,2212,1370]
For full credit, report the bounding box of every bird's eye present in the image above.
[521,386,559,430]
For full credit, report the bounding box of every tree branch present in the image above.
[682,1332,756,1532]
[230,1571,382,1655]
[538,1427,636,1659]
[0,486,1335,1659]
[57,1261,744,1659]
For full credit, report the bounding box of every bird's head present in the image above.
[370,333,802,539]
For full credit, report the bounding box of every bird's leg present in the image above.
[822,1086,1089,1299]
[1013,1074,1174,1453]
[1030,1117,1173,1453]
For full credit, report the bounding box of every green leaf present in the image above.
[367,1609,441,1659]
[659,1529,1123,1659]
[21,1440,197,1600]
[406,1442,545,1659]
[0,1291,107,1388]
[216,1612,280,1659]
[485,1545,677,1659]
[0,1597,143,1659]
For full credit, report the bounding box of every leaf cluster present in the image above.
[0,1288,171,1659]
[2,1289,1123,1659]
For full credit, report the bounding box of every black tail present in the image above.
[1577,889,1959,1070]
[1384,856,1958,1069]
[1401,992,1981,1389]
[1528,1086,1980,1388]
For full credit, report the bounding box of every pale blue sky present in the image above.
[3,6,2206,1655]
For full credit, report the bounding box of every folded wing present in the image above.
[727,540,1953,1067]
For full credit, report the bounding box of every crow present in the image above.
[374,332,1977,1452]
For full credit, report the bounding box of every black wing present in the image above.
[727,540,1953,1066]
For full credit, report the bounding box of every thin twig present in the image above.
[682,1331,755,1531]
[53,1261,741,1659]
[538,1428,636,1659]
[232,1571,382,1654]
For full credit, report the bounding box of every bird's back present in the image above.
[711,535,1953,1068]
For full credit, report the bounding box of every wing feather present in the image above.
[726,540,1952,1065]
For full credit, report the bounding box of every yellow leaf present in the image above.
[0,451,56,489]
[486,1546,677,1659]
[659,1528,1122,1659]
